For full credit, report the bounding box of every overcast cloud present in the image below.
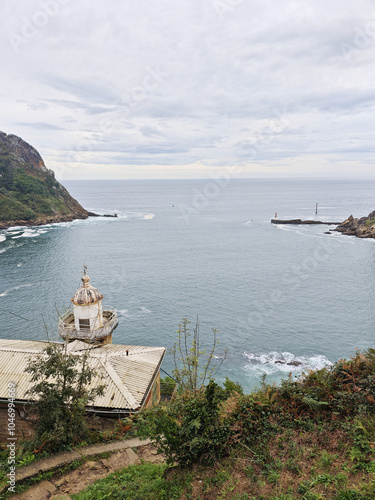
[1,0,375,179]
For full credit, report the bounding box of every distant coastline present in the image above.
[271,211,375,239]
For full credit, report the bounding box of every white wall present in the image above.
[74,301,103,330]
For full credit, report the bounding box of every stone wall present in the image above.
[0,404,119,446]
[0,403,35,447]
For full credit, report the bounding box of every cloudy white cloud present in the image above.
[1,0,374,179]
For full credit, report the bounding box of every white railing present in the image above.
[58,307,119,341]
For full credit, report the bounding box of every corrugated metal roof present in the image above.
[0,339,165,411]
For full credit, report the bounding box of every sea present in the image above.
[1,178,375,392]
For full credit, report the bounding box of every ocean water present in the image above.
[1,178,375,391]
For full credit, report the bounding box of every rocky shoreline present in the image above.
[0,214,88,230]
[271,211,375,240]
[335,210,375,239]
[0,213,118,230]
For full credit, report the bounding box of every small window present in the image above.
[79,318,90,330]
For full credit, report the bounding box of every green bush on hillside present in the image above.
[135,348,375,468]
[0,194,36,220]
[0,163,66,220]
[13,168,49,197]
[137,380,234,466]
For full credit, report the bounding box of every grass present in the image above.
[71,462,185,500]
[67,430,375,500]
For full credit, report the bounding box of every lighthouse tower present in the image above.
[58,267,119,345]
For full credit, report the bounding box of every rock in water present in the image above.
[0,132,88,228]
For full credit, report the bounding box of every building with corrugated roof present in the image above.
[0,269,166,443]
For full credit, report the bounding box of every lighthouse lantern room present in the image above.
[58,267,119,345]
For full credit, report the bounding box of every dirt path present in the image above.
[8,439,164,500]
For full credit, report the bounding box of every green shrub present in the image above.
[160,377,176,397]
[0,194,35,220]
[13,169,49,197]
[137,380,232,466]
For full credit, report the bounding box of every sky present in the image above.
[1,0,375,180]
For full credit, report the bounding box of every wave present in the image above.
[5,226,25,231]
[11,227,50,238]
[118,309,130,318]
[243,351,332,377]
[274,223,356,244]
[116,212,155,220]
[12,229,40,239]
[3,212,154,241]
[0,283,33,298]
[0,240,18,254]
[118,306,152,318]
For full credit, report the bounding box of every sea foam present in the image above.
[243,350,332,377]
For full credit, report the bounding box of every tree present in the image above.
[26,342,104,452]
[171,316,227,393]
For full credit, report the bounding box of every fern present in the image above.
[302,396,329,411]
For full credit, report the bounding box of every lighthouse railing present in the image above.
[58,307,119,340]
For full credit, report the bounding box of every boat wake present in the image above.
[0,284,33,298]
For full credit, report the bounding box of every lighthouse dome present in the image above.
[71,274,103,305]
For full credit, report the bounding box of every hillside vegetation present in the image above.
[2,320,375,499]
[0,132,87,227]
[74,348,375,499]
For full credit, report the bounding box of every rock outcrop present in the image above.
[0,132,88,229]
[1,132,49,172]
[335,211,375,239]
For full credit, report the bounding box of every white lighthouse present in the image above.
[58,267,119,345]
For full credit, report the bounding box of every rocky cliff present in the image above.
[0,132,88,229]
[336,211,375,238]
